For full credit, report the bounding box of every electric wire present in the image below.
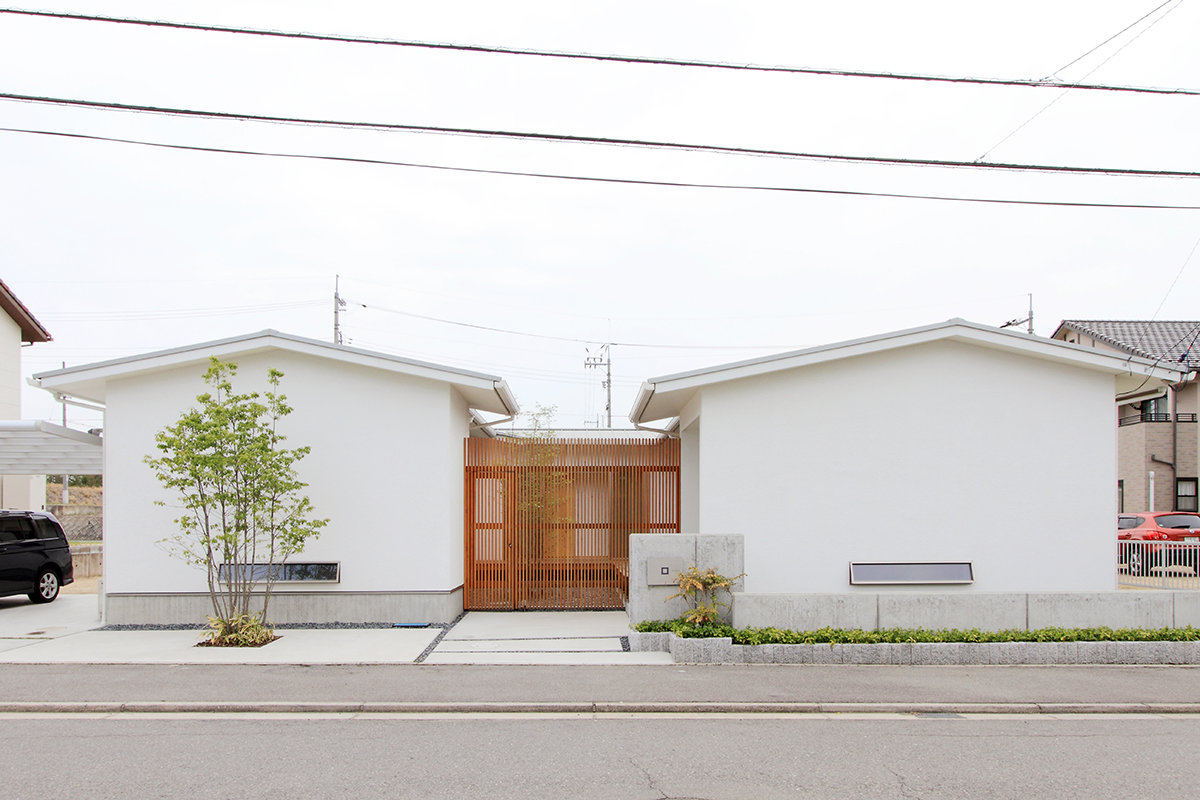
[5,92,1200,179]
[1046,0,1177,79]
[347,298,803,349]
[1,7,1195,97]
[4,127,1200,211]
[38,299,324,321]
[978,0,1186,162]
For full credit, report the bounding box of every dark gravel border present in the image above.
[414,611,466,663]
[98,621,454,632]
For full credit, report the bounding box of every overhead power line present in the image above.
[0,7,1196,98]
[4,92,1199,180]
[39,299,324,321]
[5,126,1200,211]
[1047,0,1176,79]
[346,298,803,350]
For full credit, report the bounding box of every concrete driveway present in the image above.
[0,594,103,652]
[0,599,671,665]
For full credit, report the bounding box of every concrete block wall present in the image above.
[732,591,1200,631]
[105,589,464,625]
[627,534,744,624]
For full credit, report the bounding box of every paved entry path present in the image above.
[423,611,672,665]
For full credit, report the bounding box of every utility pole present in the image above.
[999,293,1034,335]
[333,275,347,345]
[584,344,612,428]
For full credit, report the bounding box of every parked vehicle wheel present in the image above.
[1126,547,1146,577]
[28,568,60,604]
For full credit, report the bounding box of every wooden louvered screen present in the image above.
[464,437,681,610]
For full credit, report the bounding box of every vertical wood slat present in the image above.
[464,436,680,610]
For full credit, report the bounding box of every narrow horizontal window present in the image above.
[849,562,973,585]
[218,563,340,583]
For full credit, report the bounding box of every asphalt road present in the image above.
[1,662,1199,705]
[6,713,1200,799]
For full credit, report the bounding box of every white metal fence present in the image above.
[1118,540,1200,590]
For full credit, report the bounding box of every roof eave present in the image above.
[0,279,51,343]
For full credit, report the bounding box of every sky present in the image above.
[4,0,1200,432]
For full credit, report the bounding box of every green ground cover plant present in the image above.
[633,619,1200,643]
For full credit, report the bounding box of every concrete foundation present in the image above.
[105,588,464,625]
[731,592,1200,632]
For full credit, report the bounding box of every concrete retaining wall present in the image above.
[105,588,464,625]
[627,534,744,624]
[732,592,1200,631]
[71,544,102,578]
[627,631,1200,665]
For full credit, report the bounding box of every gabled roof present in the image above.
[31,330,519,416]
[0,279,51,343]
[1053,320,1200,366]
[631,318,1184,424]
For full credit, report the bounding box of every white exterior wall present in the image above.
[695,339,1117,593]
[0,312,42,509]
[103,349,469,596]
[680,421,700,533]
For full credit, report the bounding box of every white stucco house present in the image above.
[628,319,1184,596]
[0,279,53,509]
[32,330,518,624]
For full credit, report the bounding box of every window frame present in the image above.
[217,562,341,584]
[1176,478,1198,513]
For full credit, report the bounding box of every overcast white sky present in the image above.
[4,1,1199,432]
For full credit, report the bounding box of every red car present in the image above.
[1118,512,1200,576]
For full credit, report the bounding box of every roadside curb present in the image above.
[3,700,1200,715]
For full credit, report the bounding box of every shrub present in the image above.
[631,621,1200,644]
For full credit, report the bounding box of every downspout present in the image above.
[469,380,520,432]
[27,379,108,414]
[629,381,680,438]
[634,420,680,439]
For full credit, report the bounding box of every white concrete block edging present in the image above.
[626,631,1200,665]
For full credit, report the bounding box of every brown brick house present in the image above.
[1052,320,1200,513]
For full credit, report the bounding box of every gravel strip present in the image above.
[414,612,466,663]
[98,621,455,632]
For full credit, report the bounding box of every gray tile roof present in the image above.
[1058,320,1200,366]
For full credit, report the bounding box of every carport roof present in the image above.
[0,421,102,475]
[30,330,519,417]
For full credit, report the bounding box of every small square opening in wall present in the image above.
[646,557,686,586]
[849,562,973,585]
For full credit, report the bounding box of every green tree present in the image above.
[514,404,573,558]
[145,358,328,645]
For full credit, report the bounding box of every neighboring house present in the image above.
[1051,320,1199,514]
[32,330,518,624]
[0,278,52,510]
[629,319,1183,594]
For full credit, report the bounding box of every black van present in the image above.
[0,511,74,603]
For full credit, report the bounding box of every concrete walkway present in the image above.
[424,611,671,665]
[0,597,669,665]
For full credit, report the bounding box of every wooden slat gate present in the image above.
[465,437,680,610]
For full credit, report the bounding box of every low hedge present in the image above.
[633,619,1200,644]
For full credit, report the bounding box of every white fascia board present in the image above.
[630,318,1185,423]
[31,330,513,412]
